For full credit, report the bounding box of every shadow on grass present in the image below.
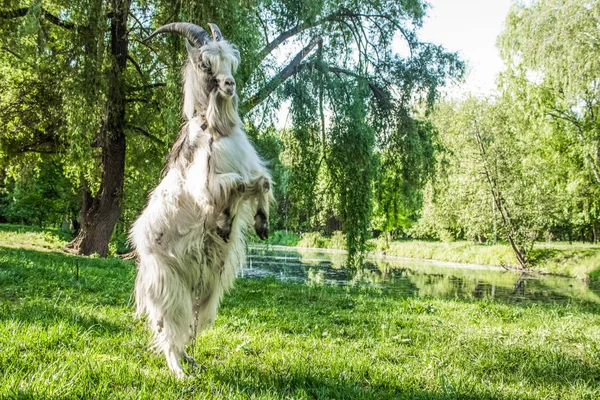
[0,246,134,291]
[205,363,532,400]
[0,246,134,334]
[528,246,599,266]
[589,267,600,283]
[0,300,124,334]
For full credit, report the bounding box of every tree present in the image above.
[498,0,600,243]
[237,0,463,258]
[417,97,559,267]
[1,0,463,258]
[499,0,600,185]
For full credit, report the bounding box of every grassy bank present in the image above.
[371,239,600,280]
[1,226,600,399]
[256,230,600,280]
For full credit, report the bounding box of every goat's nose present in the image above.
[224,77,235,88]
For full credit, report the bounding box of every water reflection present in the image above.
[241,247,600,304]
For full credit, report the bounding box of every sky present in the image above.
[413,0,514,97]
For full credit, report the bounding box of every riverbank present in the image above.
[372,239,600,281]
[1,224,598,280]
[1,228,599,399]
[255,231,600,281]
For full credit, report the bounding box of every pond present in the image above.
[242,245,600,304]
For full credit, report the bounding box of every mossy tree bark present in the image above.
[67,0,130,256]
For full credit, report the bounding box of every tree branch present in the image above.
[256,21,318,65]
[128,82,166,92]
[253,7,416,72]
[127,55,144,80]
[255,10,270,44]
[253,9,354,70]
[0,8,29,19]
[0,7,80,30]
[328,67,392,109]
[242,57,391,116]
[1,46,22,59]
[127,125,165,146]
[242,36,323,114]
[128,11,152,36]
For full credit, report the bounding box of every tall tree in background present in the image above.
[499,0,600,185]
[497,0,600,243]
[417,98,538,267]
[67,0,131,255]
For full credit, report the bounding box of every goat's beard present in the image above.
[206,90,242,137]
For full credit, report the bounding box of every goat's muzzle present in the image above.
[218,75,236,97]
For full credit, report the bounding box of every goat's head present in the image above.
[190,24,239,99]
[145,22,241,122]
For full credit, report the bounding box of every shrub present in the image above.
[298,232,329,248]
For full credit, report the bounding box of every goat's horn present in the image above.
[143,22,211,47]
[207,23,223,41]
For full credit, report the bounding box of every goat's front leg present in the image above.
[210,173,247,242]
[246,176,272,240]
[208,172,245,212]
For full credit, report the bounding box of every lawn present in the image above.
[1,226,600,399]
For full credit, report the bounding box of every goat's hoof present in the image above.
[254,210,268,240]
[255,221,269,240]
[259,229,269,240]
[183,353,201,369]
[170,366,186,379]
[261,178,270,192]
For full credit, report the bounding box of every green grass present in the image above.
[0,223,72,252]
[370,239,600,280]
[2,226,600,399]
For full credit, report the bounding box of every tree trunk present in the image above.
[67,0,130,256]
[471,123,528,269]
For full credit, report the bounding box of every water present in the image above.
[241,246,600,304]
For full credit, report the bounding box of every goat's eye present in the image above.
[200,61,210,72]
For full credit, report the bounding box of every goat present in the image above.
[130,22,272,378]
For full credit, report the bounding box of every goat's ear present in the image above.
[185,39,199,65]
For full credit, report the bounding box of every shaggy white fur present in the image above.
[130,27,272,378]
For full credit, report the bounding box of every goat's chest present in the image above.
[208,131,257,178]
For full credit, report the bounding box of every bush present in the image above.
[298,232,329,248]
[329,231,346,250]
[268,230,301,246]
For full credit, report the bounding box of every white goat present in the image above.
[130,22,272,378]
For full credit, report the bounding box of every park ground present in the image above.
[1,225,599,399]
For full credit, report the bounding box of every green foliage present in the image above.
[494,0,600,244]
[298,231,329,248]
[374,112,438,233]
[246,0,463,254]
[327,84,376,261]
[267,230,301,246]
[0,160,77,228]
[1,0,463,255]
[329,230,346,250]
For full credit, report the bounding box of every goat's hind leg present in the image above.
[216,206,235,242]
[148,275,194,378]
